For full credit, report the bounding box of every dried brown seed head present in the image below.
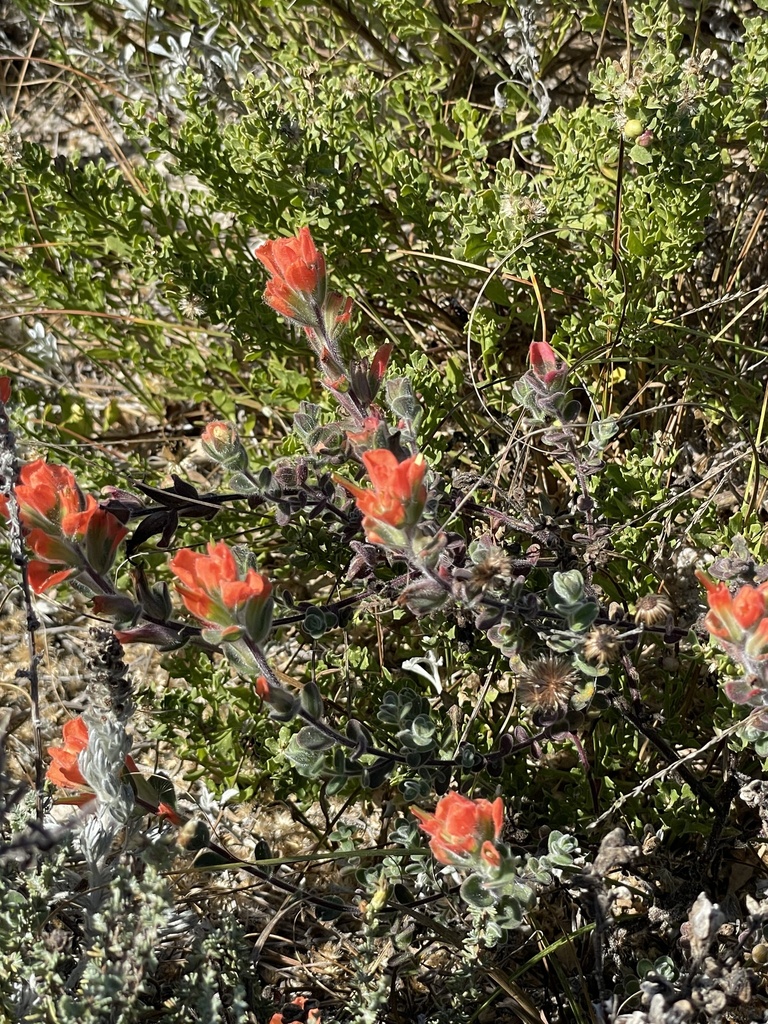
[470,548,513,591]
[633,592,674,626]
[517,656,576,714]
[582,625,621,668]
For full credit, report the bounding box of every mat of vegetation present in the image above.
[1,1,768,1021]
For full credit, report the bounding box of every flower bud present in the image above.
[91,593,139,623]
[528,341,568,389]
[133,564,173,621]
[264,685,299,718]
[84,508,129,575]
[200,422,249,472]
[114,622,189,649]
[398,577,450,615]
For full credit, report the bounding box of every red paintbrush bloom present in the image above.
[334,449,427,546]
[696,572,768,645]
[46,716,90,791]
[255,227,326,327]
[169,540,273,643]
[0,460,85,527]
[0,460,127,592]
[696,571,768,668]
[411,792,504,866]
[47,716,177,821]
[47,716,141,789]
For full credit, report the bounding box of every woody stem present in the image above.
[243,639,543,769]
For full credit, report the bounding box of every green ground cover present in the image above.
[1,0,768,1021]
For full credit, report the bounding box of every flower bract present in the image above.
[0,460,127,592]
[411,791,504,866]
[169,540,273,643]
[334,449,427,547]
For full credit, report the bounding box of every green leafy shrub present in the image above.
[2,0,768,1021]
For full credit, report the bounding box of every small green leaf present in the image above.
[629,143,654,166]
[296,725,335,752]
[460,874,496,909]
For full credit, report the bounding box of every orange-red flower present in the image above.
[0,460,127,592]
[412,792,504,866]
[47,717,139,792]
[697,573,768,643]
[0,376,10,404]
[255,227,326,326]
[1,459,87,529]
[47,716,178,822]
[697,571,768,664]
[169,540,273,643]
[46,716,90,791]
[334,449,427,546]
